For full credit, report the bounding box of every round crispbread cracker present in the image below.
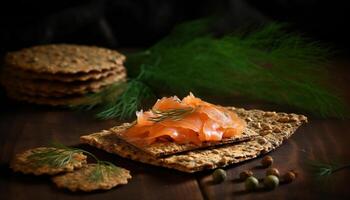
[4,86,100,98]
[52,164,131,192]
[10,147,87,175]
[6,90,97,106]
[3,65,126,82]
[1,72,126,95]
[4,44,125,74]
[4,84,110,98]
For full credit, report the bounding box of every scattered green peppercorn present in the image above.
[212,169,227,183]
[245,176,259,191]
[261,156,273,168]
[264,175,279,190]
[239,170,253,181]
[266,168,280,177]
[283,171,296,183]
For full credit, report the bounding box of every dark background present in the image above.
[1,0,350,55]
[1,1,350,199]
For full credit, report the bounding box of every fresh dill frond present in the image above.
[28,142,123,183]
[71,68,155,120]
[307,160,350,179]
[131,21,347,118]
[92,66,155,120]
[89,161,121,182]
[149,107,195,122]
[77,18,348,120]
[96,77,155,120]
[72,82,127,111]
[27,147,82,168]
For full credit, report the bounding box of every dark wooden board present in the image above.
[1,103,350,200]
[1,58,350,200]
[0,105,204,200]
[195,119,350,200]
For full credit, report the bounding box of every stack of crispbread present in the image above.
[80,107,307,173]
[1,44,126,106]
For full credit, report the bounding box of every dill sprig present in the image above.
[89,161,121,182]
[96,79,155,119]
[149,107,195,122]
[28,148,80,168]
[75,18,348,119]
[28,142,84,168]
[74,67,156,120]
[308,161,350,179]
[133,21,347,118]
[28,142,121,182]
[73,82,128,111]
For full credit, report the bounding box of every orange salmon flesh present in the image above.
[121,93,246,145]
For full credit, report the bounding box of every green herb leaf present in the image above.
[149,107,195,122]
[28,142,122,183]
[71,82,127,111]
[308,160,350,179]
[77,18,348,119]
[27,147,82,168]
[89,161,121,182]
[96,78,155,120]
[136,22,347,118]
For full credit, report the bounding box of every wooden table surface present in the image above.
[1,60,350,200]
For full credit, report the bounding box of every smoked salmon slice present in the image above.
[121,93,246,146]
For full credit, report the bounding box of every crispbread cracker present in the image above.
[80,107,307,173]
[5,86,104,98]
[52,164,131,192]
[2,73,126,95]
[3,65,125,82]
[10,147,87,175]
[112,126,258,157]
[5,44,125,74]
[3,76,125,98]
[6,90,100,106]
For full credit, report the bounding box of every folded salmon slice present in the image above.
[122,93,246,145]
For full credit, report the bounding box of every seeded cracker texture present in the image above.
[10,147,87,175]
[0,44,127,106]
[80,107,307,173]
[6,87,105,98]
[6,91,96,106]
[2,65,126,83]
[4,44,125,74]
[113,127,258,157]
[52,164,132,192]
[2,73,126,96]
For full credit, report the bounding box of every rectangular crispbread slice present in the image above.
[80,107,307,173]
[111,126,258,157]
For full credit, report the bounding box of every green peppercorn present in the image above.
[261,155,273,168]
[266,168,280,177]
[264,175,279,190]
[212,169,227,183]
[239,170,253,181]
[245,176,259,191]
[283,171,296,183]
